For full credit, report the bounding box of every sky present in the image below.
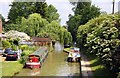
[0,0,120,25]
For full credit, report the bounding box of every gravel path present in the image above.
[81,53,93,78]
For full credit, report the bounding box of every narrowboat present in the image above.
[64,44,70,48]
[67,47,81,62]
[25,47,48,69]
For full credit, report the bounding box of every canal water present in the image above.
[16,42,81,76]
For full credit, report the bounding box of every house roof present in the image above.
[31,37,51,42]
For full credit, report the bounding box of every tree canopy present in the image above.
[6,13,72,45]
[8,1,60,24]
[8,2,47,23]
[67,1,100,41]
[45,4,60,23]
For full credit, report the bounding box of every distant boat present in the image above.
[64,45,70,48]
[67,47,81,62]
[25,47,48,69]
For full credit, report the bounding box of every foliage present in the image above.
[45,4,60,23]
[8,1,60,23]
[16,13,72,44]
[67,1,100,41]
[2,40,11,48]
[77,14,120,76]
[67,15,82,41]
[6,12,72,44]
[82,49,114,78]
[117,73,120,78]
[37,20,72,44]
[8,2,47,23]
[20,46,36,64]
[20,13,48,36]
[4,24,18,31]
[20,45,29,51]
[6,1,60,32]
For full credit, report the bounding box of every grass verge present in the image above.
[1,46,38,77]
[2,61,23,76]
[63,47,73,53]
[82,50,113,78]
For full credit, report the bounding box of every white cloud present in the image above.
[92,0,119,13]
[0,0,13,2]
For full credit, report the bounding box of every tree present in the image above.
[37,20,72,44]
[20,13,48,36]
[45,4,60,23]
[34,2,48,18]
[6,12,72,45]
[8,1,48,23]
[77,14,120,76]
[67,1,100,41]
[8,1,60,24]
[7,1,60,32]
[67,14,82,41]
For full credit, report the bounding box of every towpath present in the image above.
[81,53,93,78]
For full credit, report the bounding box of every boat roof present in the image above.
[70,47,80,51]
[30,47,47,57]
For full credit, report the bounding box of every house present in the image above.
[19,37,52,46]
[31,37,51,46]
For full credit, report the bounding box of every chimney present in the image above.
[0,18,2,33]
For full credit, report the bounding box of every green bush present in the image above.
[2,40,11,48]
[20,45,29,51]
[19,57,26,64]
[11,45,17,50]
[77,14,120,76]
[117,73,120,78]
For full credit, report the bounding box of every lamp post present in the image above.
[112,0,115,14]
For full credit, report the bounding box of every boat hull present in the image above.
[25,62,41,68]
[67,57,81,62]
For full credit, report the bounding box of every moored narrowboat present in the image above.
[25,47,48,69]
[67,47,81,62]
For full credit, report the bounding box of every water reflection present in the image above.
[54,41,64,52]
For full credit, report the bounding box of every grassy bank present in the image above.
[63,48,71,52]
[2,61,23,76]
[2,49,35,76]
[81,50,113,78]
[2,46,38,76]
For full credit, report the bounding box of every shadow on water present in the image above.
[15,42,81,77]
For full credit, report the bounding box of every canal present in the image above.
[16,42,81,76]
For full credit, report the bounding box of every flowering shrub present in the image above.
[5,30,30,41]
[77,14,120,76]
